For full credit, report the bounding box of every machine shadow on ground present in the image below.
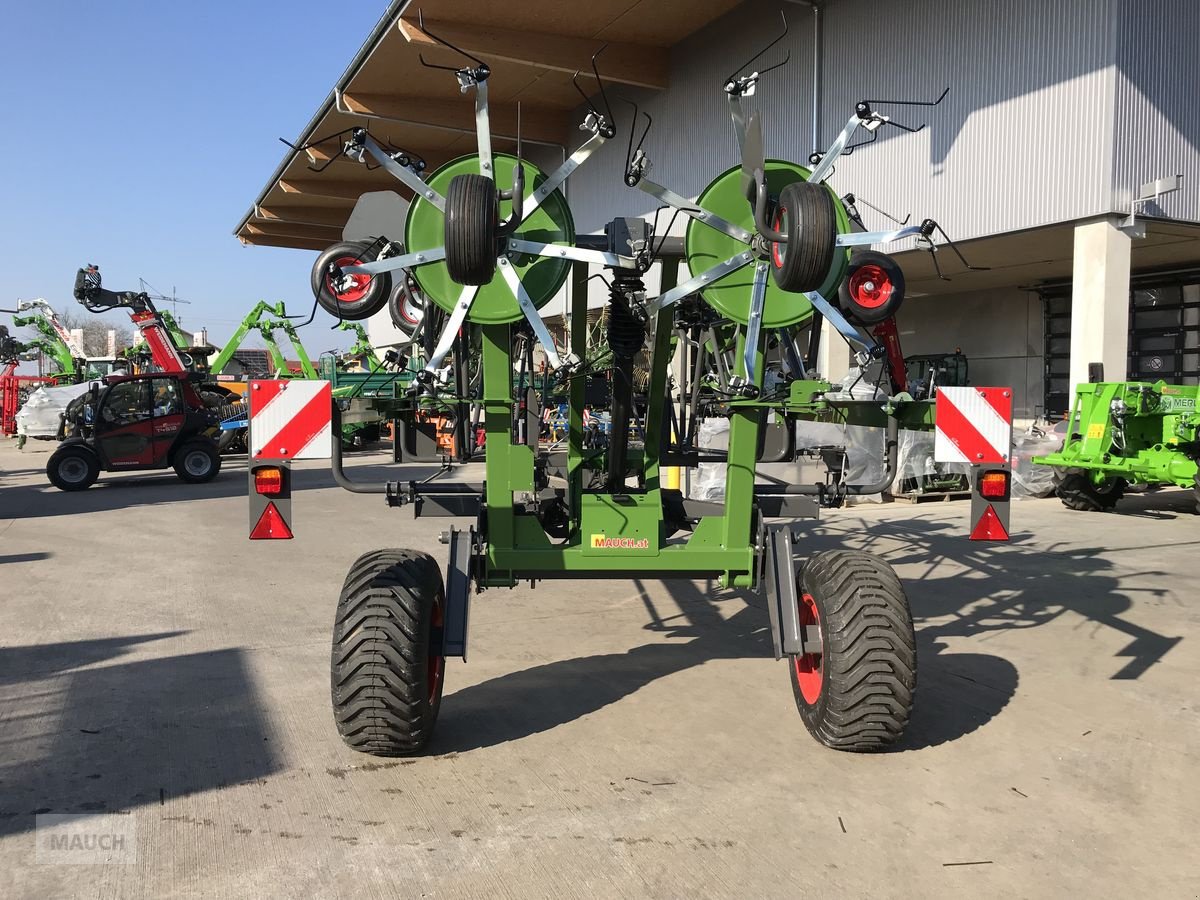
[0,634,280,838]
[0,455,443,521]
[433,509,1182,754]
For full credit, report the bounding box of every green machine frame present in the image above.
[269,15,983,757]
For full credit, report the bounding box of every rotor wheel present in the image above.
[331,549,447,756]
[1054,468,1126,511]
[838,251,906,324]
[685,160,852,328]
[444,174,499,286]
[789,550,917,751]
[311,240,393,321]
[387,275,426,338]
[770,180,838,293]
[405,153,575,325]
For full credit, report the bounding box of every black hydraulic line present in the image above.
[331,401,388,494]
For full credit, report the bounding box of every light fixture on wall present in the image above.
[1120,174,1182,238]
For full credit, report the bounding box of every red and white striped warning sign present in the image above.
[934,386,1012,465]
[248,380,333,459]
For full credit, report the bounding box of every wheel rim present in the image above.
[184,450,211,477]
[399,278,425,325]
[428,595,445,705]
[793,592,823,704]
[327,255,372,303]
[58,456,89,484]
[848,264,894,309]
[771,206,789,268]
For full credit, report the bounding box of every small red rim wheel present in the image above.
[838,251,906,325]
[848,264,893,309]
[328,256,372,303]
[310,239,392,321]
[768,180,837,292]
[792,592,823,704]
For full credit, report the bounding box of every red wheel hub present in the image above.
[771,206,789,268]
[793,592,823,704]
[327,256,372,303]
[428,596,445,705]
[848,264,893,309]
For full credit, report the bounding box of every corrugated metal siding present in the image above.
[567,0,1126,241]
[1111,0,1200,225]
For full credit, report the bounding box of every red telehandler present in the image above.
[44,266,237,491]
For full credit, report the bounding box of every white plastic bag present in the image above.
[1011,427,1064,499]
[14,382,93,439]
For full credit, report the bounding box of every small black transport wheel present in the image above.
[311,240,393,321]
[173,440,221,483]
[331,549,447,756]
[47,446,100,491]
[387,274,426,337]
[789,550,917,751]
[838,251,906,324]
[444,173,498,286]
[1053,467,1125,511]
[769,180,837,293]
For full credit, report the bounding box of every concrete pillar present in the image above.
[817,317,851,385]
[1070,217,1131,388]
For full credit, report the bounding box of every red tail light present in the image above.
[254,466,283,495]
[979,471,1009,498]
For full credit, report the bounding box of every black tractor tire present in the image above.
[1054,468,1126,511]
[331,549,447,756]
[172,440,222,483]
[769,180,838,293]
[46,445,100,492]
[1194,472,1200,515]
[838,251,906,324]
[387,275,426,338]
[444,174,498,286]
[789,550,917,751]
[311,240,393,321]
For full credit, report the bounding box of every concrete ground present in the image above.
[0,439,1196,899]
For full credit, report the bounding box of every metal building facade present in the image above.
[566,0,1199,239]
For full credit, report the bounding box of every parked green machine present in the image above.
[255,17,989,756]
[1036,380,1200,511]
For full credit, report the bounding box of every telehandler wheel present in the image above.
[46,446,100,492]
[311,240,393,321]
[789,550,917,751]
[173,441,221,483]
[331,549,447,756]
[769,180,837,293]
[1194,473,1200,515]
[1054,468,1126,511]
[444,173,498,286]
[838,251,906,324]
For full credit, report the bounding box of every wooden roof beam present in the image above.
[398,17,668,90]
[341,92,568,145]
[278,176,401,201]
[257,206,352,229]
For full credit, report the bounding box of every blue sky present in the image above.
[0,1,387,354]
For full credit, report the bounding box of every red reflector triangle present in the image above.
[250,502,293,540]
[969,503,1009,542]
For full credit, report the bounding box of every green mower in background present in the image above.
[1035,380,1200,512]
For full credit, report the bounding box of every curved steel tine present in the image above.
[724,9,789,88]
[416,7,487,69]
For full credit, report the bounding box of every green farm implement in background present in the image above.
[1036,380,1200,511]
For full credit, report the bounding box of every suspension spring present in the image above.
[607,271,645,361]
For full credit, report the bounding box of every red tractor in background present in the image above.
[43,267,228,491]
